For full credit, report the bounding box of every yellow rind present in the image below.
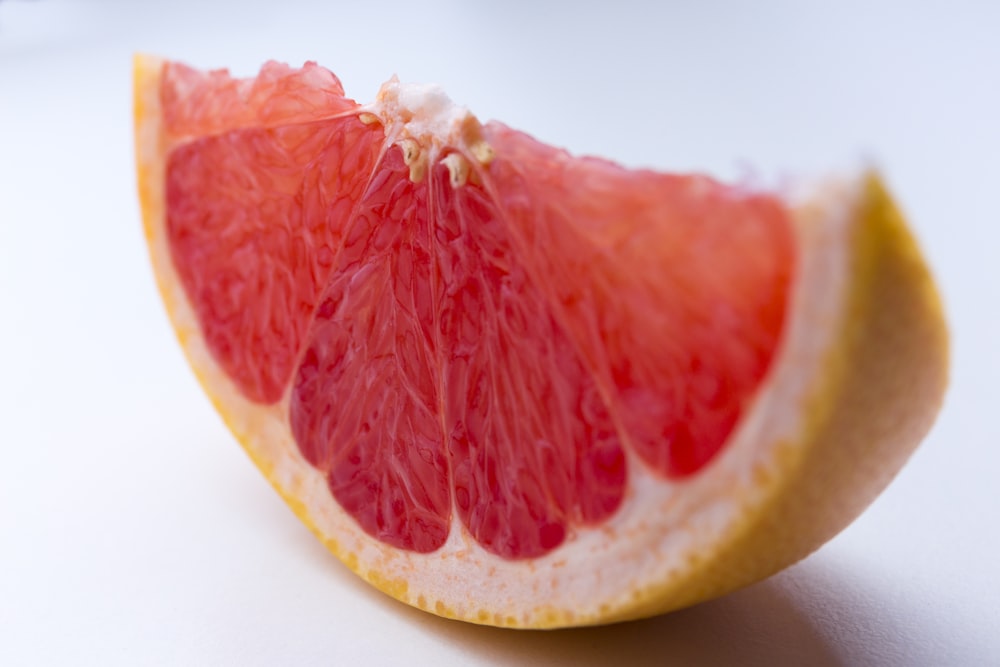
[135,55,948,629]
[584,175,950,627]
[133,54,456,622]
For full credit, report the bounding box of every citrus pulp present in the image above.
[134,55,948,628]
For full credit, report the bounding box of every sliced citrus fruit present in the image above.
[134,54,948,628]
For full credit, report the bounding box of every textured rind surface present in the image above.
[134,54,949,628]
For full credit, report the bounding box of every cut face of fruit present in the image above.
[135,55,949,628]
[165,65,793,558]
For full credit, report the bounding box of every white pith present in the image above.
[138,61,856,625]
[368,79,471,148]
[361,79,493,185]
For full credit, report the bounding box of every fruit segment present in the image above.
[289,148,451,553]
[432,158,627,558]
[484,125,794,477]
[167,118,381,402]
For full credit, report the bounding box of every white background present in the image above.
[1,1,998,665]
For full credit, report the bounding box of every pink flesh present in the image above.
[162,62,794,558]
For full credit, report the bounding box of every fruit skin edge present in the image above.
[604,175,949,624]
[134,54,949,629]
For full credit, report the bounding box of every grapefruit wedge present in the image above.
[134,55,948,628]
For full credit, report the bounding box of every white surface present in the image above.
[1,1,998,665]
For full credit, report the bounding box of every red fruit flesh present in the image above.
[162,62,795,559]
[484,125,794,477]
[166,118,381,402]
